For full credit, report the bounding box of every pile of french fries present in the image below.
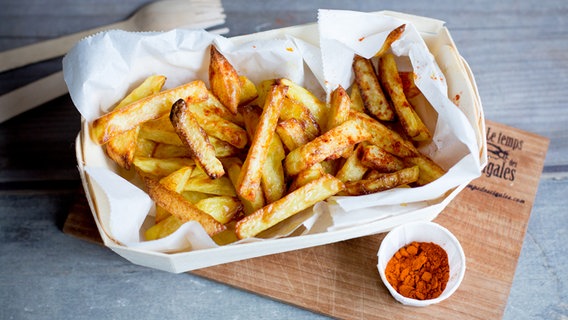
[89,25,446,245]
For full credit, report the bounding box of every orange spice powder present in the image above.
[385,241,450,300]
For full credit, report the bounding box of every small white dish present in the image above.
[377,221,466,307]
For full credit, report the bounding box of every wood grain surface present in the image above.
[64,120,549,319]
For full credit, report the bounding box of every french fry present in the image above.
[240,105,286,204]
[237,83,287,202]
[279,78,328,129]
[184,175,237,197]
[374,24,406,57]
[235,174,344,239]
[159,166,193,193]
[326,85,351,132]
[133,157,194,177]
[154,206,171,224]
[335,144,369,182]
[224,158,265,215]
[379,53,431,141]
[188,100,248,149]
[349,110,418,158]
[181,191,211,204]
[352,54,395,121]
[360,144,405,173]
[135,137,156,157]
[403,154,446,186]
[342,166,419,196]
[91,80,208,144]
[209,46,241,114]
[238,75,258,107]
[288,163,325,192]
[170,98,225,179]
[349,83,366,113]
[399,71,421,100]
[284,119,371,176]
[104,75,166,169]
[276,118,313,152]
[195,196,243,224]
[144,177,226,236]
[145,214,183,240]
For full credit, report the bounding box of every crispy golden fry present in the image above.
[159,166,193,193]
[240,105,286,203]
[133,157,194,177]
[188,100,248,149]
[374,24,406,57]
[288,163,325,192]
[145,214,183,240]
[335,144,369,182]
[261,133,286,203]
[140,125,183,146]
[399,71,421,99]
[211,221,239,245]
[326,85,351,132]
[104,75,166,169]
[239,75,258,107]
[135,137,156,157]
[225,158,265,215]
[349,83,366,113]
[360,144,405,173]
[152,137,239,159]
[195,196,242,224]
[276,118,313,152]
[170,98,225,179]
[257,79,321,138]
[379,53,431,141]
[154,206,171,224]
[284,119,371,176]
[235,174,344,239]
[349,110,417,158]
[279,78,328,129]
[352,55,395,121]
[209,46,241,114]
[342,166,419,196]
[403,154,446,186]
[237,83,287,202]
[181,191,211,204]
[184,175,236,197]
[91,80,208,144]
[145,177,225,236]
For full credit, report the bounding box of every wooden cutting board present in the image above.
[64,120,549,319]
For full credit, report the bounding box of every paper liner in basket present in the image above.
[65,10,485,254]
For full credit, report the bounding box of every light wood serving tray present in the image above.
[64,120,548,319]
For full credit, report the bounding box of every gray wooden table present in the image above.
[1,0,566,319]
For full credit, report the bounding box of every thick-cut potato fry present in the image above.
[284,119,371,176]
[170,98,225,179]
[159,166,193,193]
[103,75,166,169]
[352,55,395,121]
[140,125,183,146]
[326,85,351,132]
[209,46,241,114]
[237,83,287,202]
[135,137,156,157]
[240,105,286,203]
[288,163,325,192]
[133,157,194,177]
[379,53,431,141]
[374,24,406,57]
[238,75,258,107]
[360,144,405,173]
[342,166,419,196]
[181,191,210,204]
[403,154,446,186]
[235,174,344,239]
[349,110,417,158]
[399,71,421,99]
[224,159,264,215]
[144,177,226,236]
[154,206,171,224]
[335,144,369,182]
[279,78,328,129]
[184,175,236,197]
[276,118,313,152]
[188,100,248,149]
[145,214,183,240]
[91,80,208,144]
[349,83,366,113]
[195,196,242,224]
[261,134,286,203]
[152,138,239,159]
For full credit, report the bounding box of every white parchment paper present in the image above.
[65,10,483,253]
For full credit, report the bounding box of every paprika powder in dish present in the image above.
[385,241,450,300]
